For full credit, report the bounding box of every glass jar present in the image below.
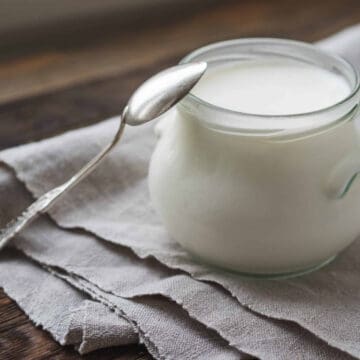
[148,38,360,277]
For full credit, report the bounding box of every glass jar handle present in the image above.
[326,149,360,198]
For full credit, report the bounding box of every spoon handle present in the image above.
[0,118,126,250]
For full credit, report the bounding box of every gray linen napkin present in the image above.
[1,24,360,359]
[0,174,242,359]
[0,249,139,354]
[0,165,347,359]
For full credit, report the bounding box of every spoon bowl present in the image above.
[124,62,207,126]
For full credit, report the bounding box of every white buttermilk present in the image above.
[149,56,360,275]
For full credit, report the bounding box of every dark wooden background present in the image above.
[1,0,360,358]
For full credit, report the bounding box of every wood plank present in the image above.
[0,56,177,149]
[1,0,360,105]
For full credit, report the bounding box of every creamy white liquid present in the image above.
[192,59,351,116]
[149,56,360,275]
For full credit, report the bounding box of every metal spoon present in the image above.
[0,61,207,250]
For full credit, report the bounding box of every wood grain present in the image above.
[1,0,360,105]
[1,0,360,358]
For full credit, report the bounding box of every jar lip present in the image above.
[179,38,360,123]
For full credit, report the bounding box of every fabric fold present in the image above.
[0,249,242,359]
[0,249,139,354]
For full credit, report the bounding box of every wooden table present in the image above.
[1,0,360,358]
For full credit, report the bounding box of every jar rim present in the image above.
[179,38,360,136]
